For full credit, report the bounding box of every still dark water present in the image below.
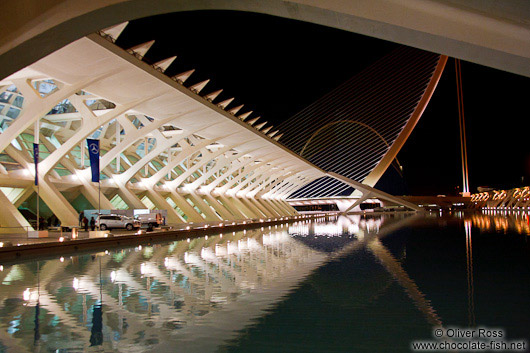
[0,212,528,352]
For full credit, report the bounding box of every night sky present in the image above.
[116,10,530,196]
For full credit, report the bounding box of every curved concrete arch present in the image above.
[1,0,529,81]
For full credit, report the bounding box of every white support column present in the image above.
[219,195,256,219]
[77,172,115,210]
[265,199,290,216]
[240,198,268,218]
[186,192,221,221]
[167,148,171,180]
[230,197,261,219]
[167,190,204,223]
[12,186,34,208]
[81,141,86,168]
[249,198,278,217]
[115,123,121,173]
[37,177,79,226]
[187,147,259,190]
[203,194,236,221]
[144,137,148,176]
[216,195,246,219]
[0,188,33,233]
[276,199,299,215]
[256,198,286,215]
[145,188,185,224]
[113,179,146,210]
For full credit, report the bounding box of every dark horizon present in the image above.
[117,10,530,196]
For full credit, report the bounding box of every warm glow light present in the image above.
[23,288,30,301]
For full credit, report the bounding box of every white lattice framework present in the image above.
[0,24,324,230]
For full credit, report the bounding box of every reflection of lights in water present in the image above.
[227,241,238,255]
[23,288,38,303]
[314,224,343,236]
[73,277,79,290]
[215,244,227,257]
[288,224,309,235]
[238,239,248,251]
[464,219,476,326]
[469,211,530,235]
[110,271,117,283]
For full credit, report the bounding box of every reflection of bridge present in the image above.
[0,215,445,351]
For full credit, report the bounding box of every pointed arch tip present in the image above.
[101,22,129,41]
[261,126,273,134]
[247,117,260,125]
[189,79,210,94]
[172,69,195,83]
[154,56,177,72]
[127,40,155,57]
[255,122,267,130]
[217,97,234,108]
[238,111,252,121]
[228,104,244,115]
[204,89,223,101]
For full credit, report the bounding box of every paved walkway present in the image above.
[0,218,312,247]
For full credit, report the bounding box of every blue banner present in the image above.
[33,143,39,186]
[87,139,100,182]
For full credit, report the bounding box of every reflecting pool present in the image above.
[0,213,528,352]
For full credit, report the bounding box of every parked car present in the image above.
[97,214,141,231]
[135,212,164,228]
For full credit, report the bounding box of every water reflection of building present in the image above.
[0,226,332,352]
[0,215,443,352]
[466,211,530,235]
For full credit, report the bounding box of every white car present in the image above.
[97,214,141,231]
[135,213,164,228]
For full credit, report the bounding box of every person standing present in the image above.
[90,217,96,231]
[79,211,84,227]
[83,216,89,232]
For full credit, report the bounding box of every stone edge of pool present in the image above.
[0,214,330,264]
